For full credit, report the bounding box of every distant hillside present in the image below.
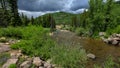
[36,12,80,25]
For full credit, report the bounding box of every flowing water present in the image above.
[52,30,120,68]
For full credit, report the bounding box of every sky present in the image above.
[18,0,89,17]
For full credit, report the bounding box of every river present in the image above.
[51,29,120,68]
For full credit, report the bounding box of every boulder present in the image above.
[2,59,18,68]
[33,57,43,66]
[20,61,31,68]
[87,53,96,59]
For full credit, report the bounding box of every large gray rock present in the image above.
[2,59,18,68]
[87,53,96,59]
[33,57,43,67]
[20,61,31,68]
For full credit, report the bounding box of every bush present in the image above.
[8,64,17,68]
[51,45,87,68]
[0,26,22,39]
[9,26,55,60]
[106,25,120,35]
[75,28,85,36]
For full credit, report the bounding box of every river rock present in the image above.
[0,44,11,53]
[33,57,43,66]
[112,40,119,45]
[87,53,96,59]
[20,61,31,68]
[2,59,18,68]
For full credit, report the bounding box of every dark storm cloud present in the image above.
[18,0,89,17]
[18,0,89,12]
[18,0,66,11]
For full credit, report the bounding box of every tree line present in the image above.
[71,0,120,36]
[0,0,56,31]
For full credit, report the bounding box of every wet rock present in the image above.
[87,53,96,59]
[33,57,43,67]
[2,59,18,68]
[20,61,31,68]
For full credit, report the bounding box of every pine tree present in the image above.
[8,0,22,26]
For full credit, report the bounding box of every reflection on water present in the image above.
[52,30,120,67]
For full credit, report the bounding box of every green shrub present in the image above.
[106,25,120,35]
[51,45,87,68]
[10,26,55,60]
[8,64,17,68]
[75,28,85,36]
[0,27,23,39]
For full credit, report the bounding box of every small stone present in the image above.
[5,43,10,45]
[10,52,16,57]
[99,32,106,36]
[44,62,52,68]
[16,53,22,58]
[2,59,18,68]
[33,57,43,66]
[20,61,31,68]
[87,53,96,59]
[18,50,22,53]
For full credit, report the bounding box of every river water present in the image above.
[52,30,120,68]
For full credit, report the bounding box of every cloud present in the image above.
[18,0,89,17]
[18,0,66,11]
[70,0,89,10]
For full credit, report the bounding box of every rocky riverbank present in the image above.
[0,37,55,68]
[2,50,55,68]
[101,33,120,46]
